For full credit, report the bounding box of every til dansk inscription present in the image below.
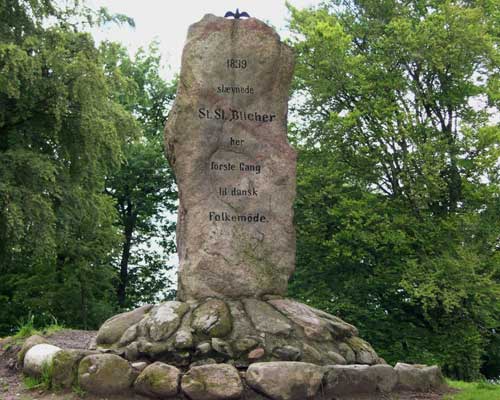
[165,15,296,300]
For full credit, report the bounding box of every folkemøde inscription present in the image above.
[209,211,267,223]
[165,14,296,300]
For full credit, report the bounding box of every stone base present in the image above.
[23,347,447,399]
[93,297,383,368]
[18,298,447,398]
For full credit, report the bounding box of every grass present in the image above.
[13,314,65,339]
[445,379,500,400]
[13,315,37,339]
[22,375,44,390]
[22,362,54,391]
[72,384,86,397]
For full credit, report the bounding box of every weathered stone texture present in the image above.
[23,343,61,377]
[52,349,95,388]
[165,14,296,301]
[78,354,133,394]
[96,304,152,346]
[181,363,243,399]
[246,362,323,400]
[134,362,180,398]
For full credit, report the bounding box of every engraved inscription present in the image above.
[218,187,258,196]
[198,108,276,123]
[203,56,275,223]
[226,58,247,69]
[210,161,261,174]
[217,84,254,95]
[209,211,267,223]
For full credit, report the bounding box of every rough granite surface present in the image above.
[165,14,296,301]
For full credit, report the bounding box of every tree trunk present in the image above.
[117,201,135,308]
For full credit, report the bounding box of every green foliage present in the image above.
[446,380,500,399]
[101,41,178,308]
[40,361,54,390]
[288,0,500,380]
[41,316,64,336]
[0,0,140,335]
[23,375,43,390]
[13,314,38,339]
[72,384,86,397]
[22,361,53,390]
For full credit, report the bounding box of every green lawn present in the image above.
[445,380,500,400]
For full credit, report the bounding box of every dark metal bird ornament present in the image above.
[224,9,250,19]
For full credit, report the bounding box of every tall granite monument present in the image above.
[164,15,296,301]
[82,14,446,399]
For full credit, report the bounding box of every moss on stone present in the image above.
[192,299,232,338]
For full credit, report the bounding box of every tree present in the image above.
[101,42,178,309]
[288,0,500,379]
[0,0,137,333]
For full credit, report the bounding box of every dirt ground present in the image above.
[0,330,96,400]
[0,329,457,400]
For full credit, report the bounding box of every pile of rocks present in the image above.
[20,341,445,399]
[93,298,381,368]
[18,299,446,399]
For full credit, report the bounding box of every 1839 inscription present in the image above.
[226,58,247,69]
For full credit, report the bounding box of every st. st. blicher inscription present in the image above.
[165,14,295,301]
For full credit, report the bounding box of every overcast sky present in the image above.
[88,0,321,79]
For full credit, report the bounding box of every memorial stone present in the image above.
[165,14,296,301]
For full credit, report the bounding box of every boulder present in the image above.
[243,299,292,335]
[272,346,302,361]
[307,306,358,338]
[323,365,377,396]
[18,335,47,364]
[192,299,232,338]
[233,337,259,354]
[52,349,95,388]
[134,362,180,398]
[96,304,153,345]
[246,362,323,400]
[212,338,233,358]
[395,363,446,391]
[302,343,323,363]
[324,364,398,396]
[142,301,190,342]
[78,354,133,394]
[368,364,398,393]
[346,337,378,365]
[248,348,265,361]
[174,328,194,349]
[268,299,332,341]
[327,351,347,365]
[23,343,61,377]
[338,343,356,364]
[181,363,243,399]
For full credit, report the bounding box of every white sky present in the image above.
[88,0,321,79]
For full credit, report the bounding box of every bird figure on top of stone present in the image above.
[224,9,250,19]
